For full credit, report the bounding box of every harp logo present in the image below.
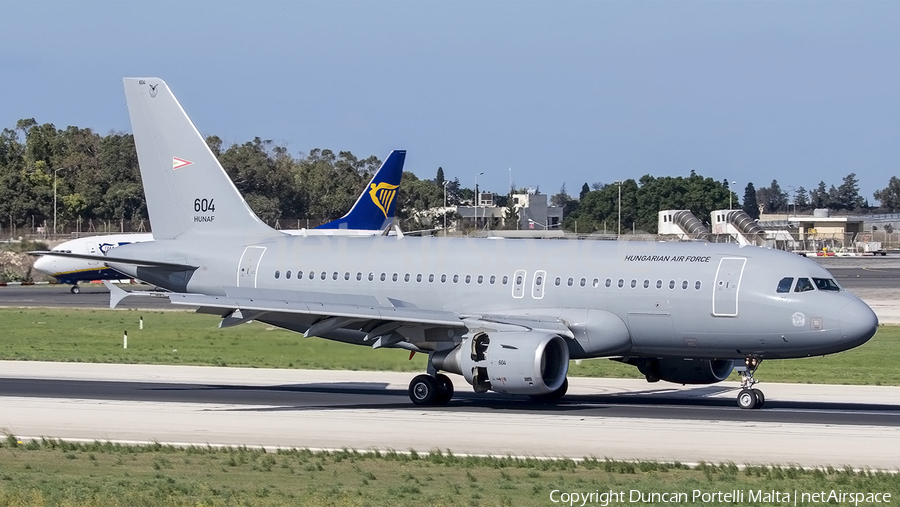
[369,182,399,218]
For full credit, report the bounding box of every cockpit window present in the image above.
[776,277,793,293]
[794,278,815,292]
[813,278,841,292]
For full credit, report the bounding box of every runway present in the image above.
[2,362,899,468]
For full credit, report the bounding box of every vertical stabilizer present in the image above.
[316,150,406,230]
[123,78,275,240]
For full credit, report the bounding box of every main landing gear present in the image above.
[737,357,765,410]
[408,373,454,406]
[70,285,81,294]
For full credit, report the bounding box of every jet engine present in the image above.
[432,331,569,395]
[624,357,734,384]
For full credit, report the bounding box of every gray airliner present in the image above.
[37,78,878,410]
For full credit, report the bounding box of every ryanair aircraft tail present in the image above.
[316,150,406,231]
[123,78,275,240]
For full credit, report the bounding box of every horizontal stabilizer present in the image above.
[102,281,173,309]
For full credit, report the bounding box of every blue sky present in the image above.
[3,1,899,203]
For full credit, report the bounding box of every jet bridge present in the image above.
[658,210,709,241]
[711,210,766,246]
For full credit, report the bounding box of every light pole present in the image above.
[442,180,450,232]
[729,180,737,210]
[475,171,484,229]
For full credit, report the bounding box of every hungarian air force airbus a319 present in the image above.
[35,78,878,410]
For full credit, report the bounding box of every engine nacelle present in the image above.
[433,331,569,395]
[626,357,734,385]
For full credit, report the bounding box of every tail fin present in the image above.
[315,150,406,230]
[123,78,274,240]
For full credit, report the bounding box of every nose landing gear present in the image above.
[737,357,765,409]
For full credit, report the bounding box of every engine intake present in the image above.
[433,331,569,395]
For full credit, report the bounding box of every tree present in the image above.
[810,181,828,209]
[757,180,788,213]
[579,182,590,201]
[874,176,900,210]
[790,185,808,211]
[835,173,864,211]
[435,167,445,188]
[742,183,759,220]
[504,191,519,229]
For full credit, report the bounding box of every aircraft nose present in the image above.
[33,255,53,274]
[839,298,878,349]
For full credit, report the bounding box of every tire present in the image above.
[433,373,454,405]
[71,286,80,294]
[409,374,438,405]
[752,389,765,409]
[529,378,568,404]
[737,388,758,410]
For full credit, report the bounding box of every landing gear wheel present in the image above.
[752,389,765,409]
[70,285,80,294]
[529,378,568,404]
[737,356,765,410]
[409,374,438,405]
[737,388,758,410]
[433,373,454,405]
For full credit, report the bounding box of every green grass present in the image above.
[0,308,427,371]
[0,437,897,507]
[0,307,898,385]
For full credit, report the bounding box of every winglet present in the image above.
[316,150,406,231]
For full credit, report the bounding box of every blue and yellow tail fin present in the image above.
[316,150,406,231]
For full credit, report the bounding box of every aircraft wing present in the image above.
[169,292,466,329]
[165,286,574,345]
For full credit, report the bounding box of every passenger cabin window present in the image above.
[286,270,291,279]
[795,278,815,292]
[813,278,841,291]
[777,277,793,293]
[274,270,280,279]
